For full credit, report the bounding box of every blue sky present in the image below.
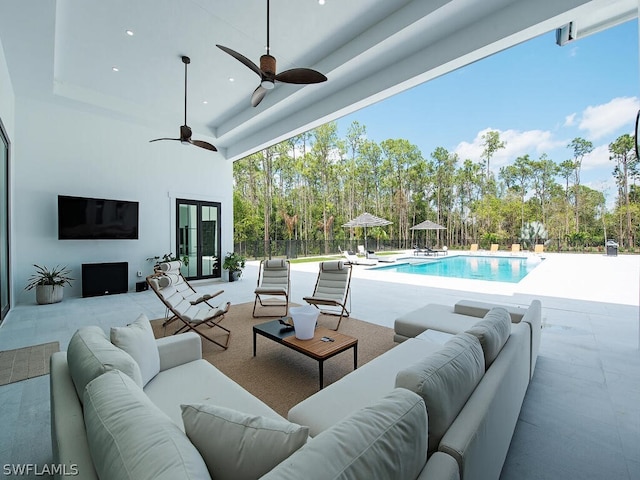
[337,19,639,207]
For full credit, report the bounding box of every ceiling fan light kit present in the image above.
[216,0,327,107]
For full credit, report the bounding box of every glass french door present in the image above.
[176,199,221,280]
[0,120,9,323]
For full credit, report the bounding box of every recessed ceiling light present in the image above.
[229,77,235,82]
[125,30,134,36]
[203,100,208,105]
[319,0,325,5]
[112,66,119,72]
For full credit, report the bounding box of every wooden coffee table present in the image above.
[253,319,358,389]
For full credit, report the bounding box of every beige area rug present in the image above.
[151,302,395,417]
[0,342,60,386]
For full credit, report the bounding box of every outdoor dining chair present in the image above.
[303,260,352,330]
[147,261,231,349]
[253,259,291,317]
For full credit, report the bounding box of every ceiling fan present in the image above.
[216,0,327,107]
[149,56,217,152]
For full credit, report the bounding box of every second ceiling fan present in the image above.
[216,0,327,107]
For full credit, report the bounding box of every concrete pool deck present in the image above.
[1,251,638,478]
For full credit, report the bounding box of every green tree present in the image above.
[481,130,506,180]
[500,155,532,234]
[568,137,594,232]
[609,134,638,247]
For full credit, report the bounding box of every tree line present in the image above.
[232,121,639,255]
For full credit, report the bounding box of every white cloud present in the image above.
[578,96,639,140]
[564,113,576,127]
[454,128,565,170]
[582,144,611,170]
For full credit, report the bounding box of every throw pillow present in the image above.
[395,332,484,454]
[181,403,309,480]
[466,307,512,368]
[84,370,210,480]
[261,388,428,480]
[67,326,143,403]
[111,313,160,386]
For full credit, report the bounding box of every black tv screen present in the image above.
[58,195,139,240]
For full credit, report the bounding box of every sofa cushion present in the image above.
[263,388,428,480]
[111,314,160,386]
[181,404,308,480]
[465,307,511,368]
[67,326,143,402]
[83,370,210,480]
[395,332,485,454]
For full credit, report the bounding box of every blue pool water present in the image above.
[373,255,541,283]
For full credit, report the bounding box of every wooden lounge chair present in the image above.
[490,244,499,254]
[147,261,231,349]
[534,244,544,254]
[470,243,479,252]
[303,260,352,330]
[511,244,521,254]
[253,259,290,317]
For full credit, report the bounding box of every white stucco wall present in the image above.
[12,96,233,303]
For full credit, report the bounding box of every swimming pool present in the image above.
[372,255,541,283]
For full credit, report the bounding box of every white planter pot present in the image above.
[36,285,64,305]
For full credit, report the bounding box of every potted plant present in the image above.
[223,252,246,282]
[25,264,74,305]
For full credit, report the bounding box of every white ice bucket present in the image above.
[289,305,319,340]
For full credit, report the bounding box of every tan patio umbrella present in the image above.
[410,219,446,247]
[343,212,392,251]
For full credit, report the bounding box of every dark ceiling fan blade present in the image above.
[216,44,263,78]
[191,140,218,152]
[149,138,181,143]
[150,56,217,153]
[251,85,268,107]
[275,68,327,84]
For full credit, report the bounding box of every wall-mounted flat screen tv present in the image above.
[58,195,139,240]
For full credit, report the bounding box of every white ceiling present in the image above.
[0,0,636,161]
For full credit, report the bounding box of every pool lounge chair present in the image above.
[470,243,479,252]
[366,250,395,263]
[303,260,352,330]
[343,250,377,265]
[426,246,448,256]
[490,243,499,254]
[252,259,290,317]
[511,243,521,254]
[534,244,544,255]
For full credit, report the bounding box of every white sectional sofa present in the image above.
[289,300,542,480]
[50,317,460,480]
[394,299,542,379]
[50,300,540,480]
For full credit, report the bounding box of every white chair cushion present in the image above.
[181,403,308,480]
[465,307,512,368]
[110,313,161,386]
[67,326,143,403]
[395,332,485,454]
[83,370,210,480]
